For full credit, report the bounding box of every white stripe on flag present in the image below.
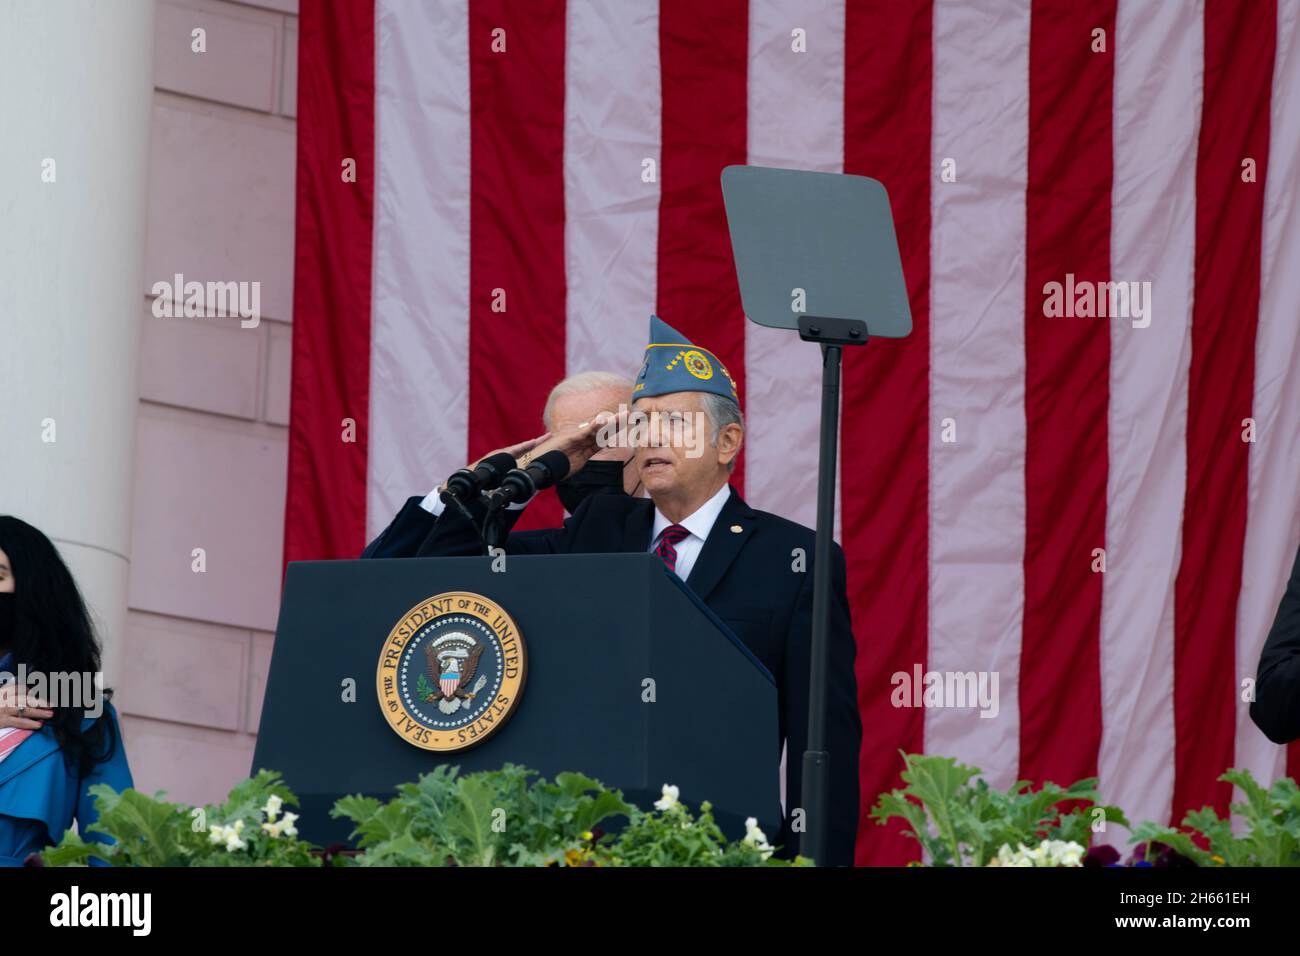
[1098,0,1202,832]
[368,0,472,538]
[564,0,662,382]
[746,1,846,812]
[925,0,1030,791]
[1235,0,1300,789]
[744,0,845,533]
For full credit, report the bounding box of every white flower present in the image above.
[991,843,1029,866]
[743,817,774,860]
[1045,840,1085,867]
[654,784,680,811]
[263,794,283,822]
[260,809,299,840]
[209,818,249,851]
[989,839,1085,867]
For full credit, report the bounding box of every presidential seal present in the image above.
[376,592,527,752]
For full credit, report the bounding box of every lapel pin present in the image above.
[730,524,743,534]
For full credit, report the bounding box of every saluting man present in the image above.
[366,316,863,866]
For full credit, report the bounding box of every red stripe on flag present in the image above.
[842,0,932,866]
[1018,1,1115,790]
[467,1,568,531]
[1173,0,1276,822]
[285,0,376,563]
[656,0,749,491]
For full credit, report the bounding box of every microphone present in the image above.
[484,450,571,507]
[441,452,517,505]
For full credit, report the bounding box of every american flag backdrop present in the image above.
[284,0,1300,865]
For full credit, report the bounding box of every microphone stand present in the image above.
[478,451,571,554]
[799,313,868,867]
[443,492,478,531]
[481,494,511,554]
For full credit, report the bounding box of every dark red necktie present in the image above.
[654,524,690,573]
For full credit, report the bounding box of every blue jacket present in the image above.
[0,702,132,866]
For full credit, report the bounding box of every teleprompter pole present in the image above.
[798,314,867,866]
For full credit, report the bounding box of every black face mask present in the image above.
[0,592,14,652]
[557,459,629,515]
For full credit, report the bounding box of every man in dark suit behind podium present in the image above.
[1251,539,1300,744]
[363,317,863,866]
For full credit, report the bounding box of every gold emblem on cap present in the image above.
[682,350,714,381]
[730,524,743,533]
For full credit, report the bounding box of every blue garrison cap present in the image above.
[633,315,739,403]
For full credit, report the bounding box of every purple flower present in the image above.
[319,842,347,867]
[1130,841,1197,868]
[1083,844,1120,867]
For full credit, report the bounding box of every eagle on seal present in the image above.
[424,635,485,704]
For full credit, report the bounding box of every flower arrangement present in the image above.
[42,764,802,867]
[40,756,1296,867]
[872,752,1299,867]
[331,763,633,867]
[986,839,1086,867]
[40,770,320,867]
[602,783,797,867]
[1127,769,1300,867]
[870,751,1128,867]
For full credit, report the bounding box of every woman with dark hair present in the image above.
[0,516,132,866]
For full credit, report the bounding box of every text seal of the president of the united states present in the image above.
[376,591,527,752]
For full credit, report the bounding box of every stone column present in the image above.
[0,0,157,684]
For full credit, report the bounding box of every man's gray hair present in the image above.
[699,392,745,473]
[542,370,634,430]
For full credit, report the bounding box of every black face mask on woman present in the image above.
[556,458,630,515]
[0,592,14,653]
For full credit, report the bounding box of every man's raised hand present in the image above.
[487,433,551,466]
[530,411,622,477]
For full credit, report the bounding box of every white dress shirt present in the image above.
[648,482,731,581]
[420,487,532,515]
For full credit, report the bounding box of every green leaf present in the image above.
[82,787,196,867]
[443,774,502,866]
[41,831,111,868]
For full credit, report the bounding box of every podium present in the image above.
[253,553,781,846]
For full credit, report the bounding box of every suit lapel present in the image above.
[685,487,755,602]
[619,497,655,552]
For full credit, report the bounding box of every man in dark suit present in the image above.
[363,316,863,866]
[1251,540,1300,743]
